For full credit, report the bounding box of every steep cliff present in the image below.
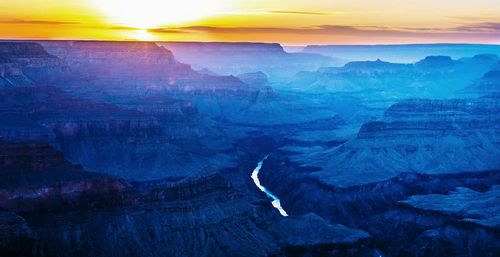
[289,55,499,99]
[0,140,130,213]
[0,141,374,257]
[255,93,500,256]
[302,95,500,187]
[0,42,68,86]
[0,57,33,87]
[303,44,500,63]
[160,42,337,80]
[38,41,256,100]
[464,69,500,95]
[0,41,68,87]
[401,186,499,229]
[0,86,233,180]
[260,151,499,257]
[0,211,35,257]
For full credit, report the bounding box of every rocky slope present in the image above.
[38,41,256,100]
[2,40,498,256]
[0,42,67,87]
[0,57,33,87]
[160,42,338,80]
[285,55,500,151]
[290,55,499,99]
[260,153,499,256]
[0,140,375,257]
[464,69,500,95]
[301,95,500,188]
[257,94,500,256]
[1,42,322,181]
[303,44,500,63]
[401,186,499,229]
[36,41,277,128]
[4,41,349,145]
[0,86,234,180]
[0,211,35,257]
[0,140,130,212]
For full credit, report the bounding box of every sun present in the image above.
[129,29,155,41]
[93,0,226,29]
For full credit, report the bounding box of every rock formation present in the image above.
[0,86,233,180]
[302,95,500,187]
[38,41,256,100]
[0,42,67,87]
[1,40,498,256]
[160,42,338,80]
[0,140,374,257]
[303,43,500,63]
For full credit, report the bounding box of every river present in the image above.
[250,155,288,217]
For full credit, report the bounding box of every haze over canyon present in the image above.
[0,39,499,257]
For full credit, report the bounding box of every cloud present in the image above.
[147,28,192,34]
[148,22,500,40]
[0,19,79,25]
[269,10,330,15]
[454,22,500,32]
[150,25,378,35]
[108,25,145,31]
[221,9,338,16]
[447,15,500,22]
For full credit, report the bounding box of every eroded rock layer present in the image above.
[0,141,373,257]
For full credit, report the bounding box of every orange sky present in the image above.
[0,0,499,45]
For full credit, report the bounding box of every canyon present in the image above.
[0,40,498,256]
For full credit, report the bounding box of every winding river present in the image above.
[251,155,288,216]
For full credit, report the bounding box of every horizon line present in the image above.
[1,38,499,47]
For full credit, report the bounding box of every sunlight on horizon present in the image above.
[129,29,155,41]
[0,0,498,44]
[92,0,228,29]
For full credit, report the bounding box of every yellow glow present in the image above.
[130,29,155,41]
[0,0,499,44]
[92,0,227,29]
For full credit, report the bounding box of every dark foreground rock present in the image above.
[0,140,375,257]
[0,211,35,257]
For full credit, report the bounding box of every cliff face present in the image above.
[0,86,233,180]
[0,86,161,143]
[0,140,67,171]
[0,42,66,88]
[159,42,337,80]
[465,69,500,95]
[40,41,189,80]
[3,41,333,143]
[0,141,374,257]
[0,42,68,86]
[237,72,269,88]
[0,140,130,213]
[0,58,33,88]
[163,42,285,54]
[2,40,497,256]
[382,186,500,256]
[257,90,500,256]
[24,173,280,257]
[38,41,256,100]
[302,96,500,187]
[0,42,247,180]
[260,152,499,257]
[0,211,35,257]
[303,43,500,63]
[401,186,500,229]
[290,55,499,98]
[36,41,263,129]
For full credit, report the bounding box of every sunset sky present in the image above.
[1,0,499,45]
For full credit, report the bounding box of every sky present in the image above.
[0,0,499,45]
